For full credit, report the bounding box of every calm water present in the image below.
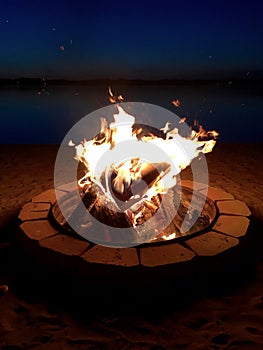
[1,82,263,143]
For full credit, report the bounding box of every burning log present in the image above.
[111,161,170,204]
[82,185,133,228]
[53,181,215,245]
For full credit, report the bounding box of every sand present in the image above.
[0,143,263,349]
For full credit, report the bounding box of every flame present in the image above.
[68,140,75,146]
[74,104,218,232]
[172,99,180,107]
[179,117,187,124]
[108,86,124,103]
[108,85,114,97]
[162,232,176,240]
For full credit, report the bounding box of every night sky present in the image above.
[1,0,263,80]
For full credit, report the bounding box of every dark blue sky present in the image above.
[1,0,263,79]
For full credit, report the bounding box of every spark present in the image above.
[37,88,50,96]
[179,117,186,124]
[108,85,114,97]
[172,99,180,107]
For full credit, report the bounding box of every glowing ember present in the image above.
[73,103,218,231]
[179,117,187,124]
[162,232,176,241]
[172,99,181,107]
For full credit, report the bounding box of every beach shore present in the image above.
[0,143,263,349]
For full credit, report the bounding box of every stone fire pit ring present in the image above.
[18,180,251,283]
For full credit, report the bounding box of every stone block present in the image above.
[200,187,234,201]
[185,231,239,256]
[213,215,250,238]
[217,200,251,216]
[140,243,195,267]
[20,220,58,240]
[40,234,89,256]
[18,202,51,221]
[81,245,139,266]
[32,189,58,204]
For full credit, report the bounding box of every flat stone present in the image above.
[40,234,89,256]
[21,202,51,211]
[140,243,195,267]
[19,210,49,221]
[217,200,251,216]
[32,189,58,204]
[199,187,234,201]
[179,179,208,191]
[213,215,250,238]
[18,202,51,221]
[185,231,239,256]
[20,220,58,240]
[81,246,139,266]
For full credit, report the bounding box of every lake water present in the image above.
[1,82,263,143]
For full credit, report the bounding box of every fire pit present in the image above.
[18,181,251,269]
[17,102,251,276]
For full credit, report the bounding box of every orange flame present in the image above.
[179,117,187,124]
[172,99,180,107]
[108,86,124,103]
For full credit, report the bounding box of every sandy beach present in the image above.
[0,143,263,349]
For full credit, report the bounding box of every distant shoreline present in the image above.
[0,77,263,87]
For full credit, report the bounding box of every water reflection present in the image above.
[0,82,262,143]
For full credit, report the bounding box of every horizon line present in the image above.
[0,77,263,84]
